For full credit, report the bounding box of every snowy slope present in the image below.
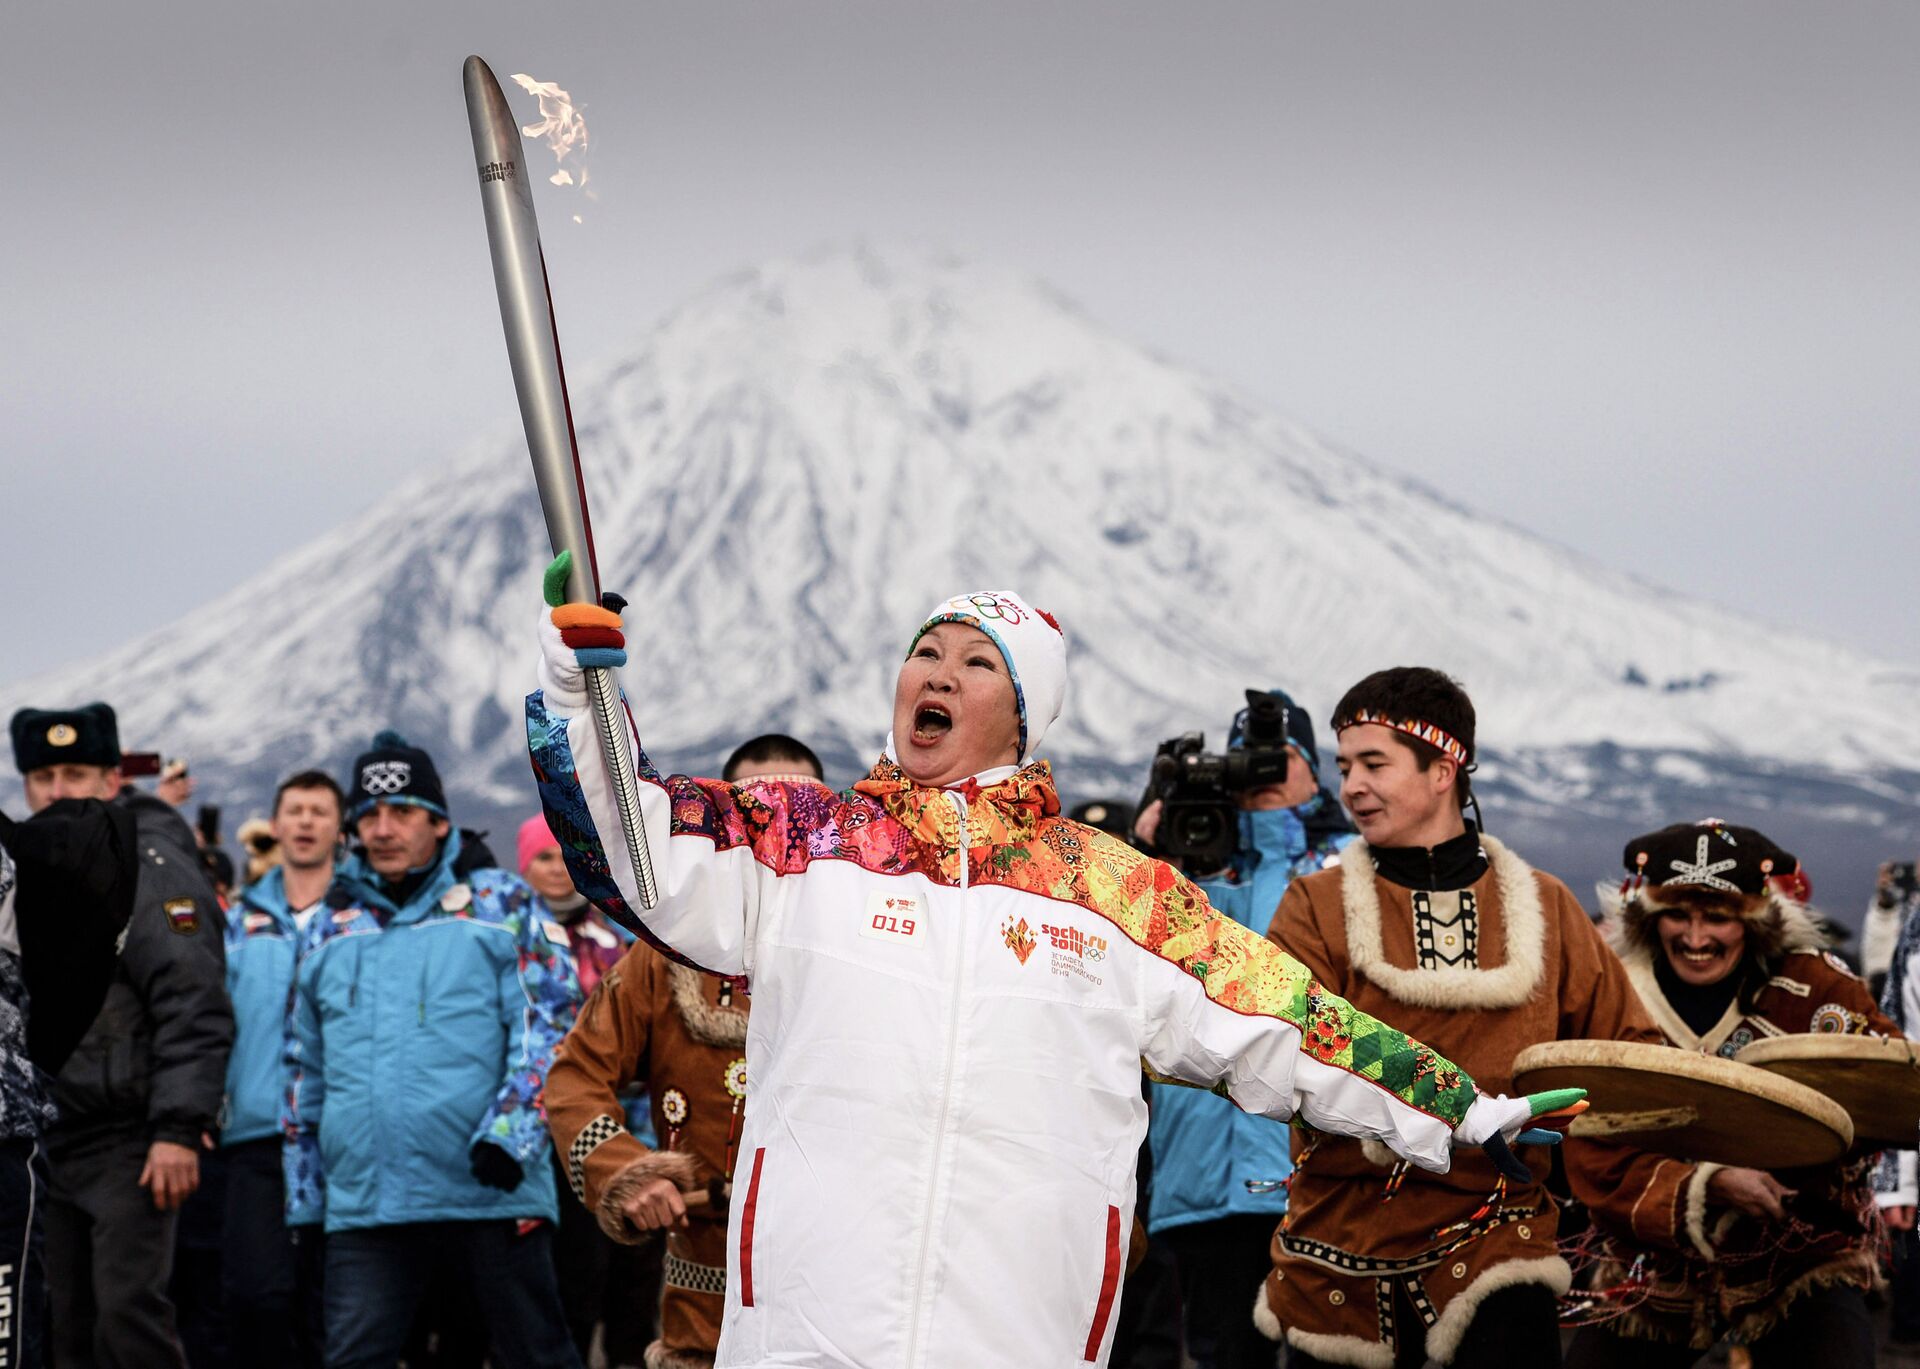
[9,244,1919,902]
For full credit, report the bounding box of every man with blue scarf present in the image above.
[1136,690,1355,1369]
[282,731,584,1369]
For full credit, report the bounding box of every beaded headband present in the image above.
[1332,709,1471,767]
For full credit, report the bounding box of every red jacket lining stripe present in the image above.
[739,1147,766,1308]
[1083,1204,1122,1360]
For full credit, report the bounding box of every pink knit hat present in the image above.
[517,814,561,874]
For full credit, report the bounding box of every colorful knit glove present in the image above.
[536,551,626,711]
[1456,1088,1588,1184]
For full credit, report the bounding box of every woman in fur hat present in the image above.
[1563,820,1899,1368]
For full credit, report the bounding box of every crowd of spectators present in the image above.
[4,690,1916,1368]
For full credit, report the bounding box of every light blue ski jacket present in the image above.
[281,831,583,1232]
[222,866,305,1146]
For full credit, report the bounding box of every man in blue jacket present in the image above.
[282,732,584,1369]
[223,768,342,1367]
[1135,690,1356,1369]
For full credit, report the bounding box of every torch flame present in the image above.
[510,72,591,210]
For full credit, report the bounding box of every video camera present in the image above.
[1145,690,1292,872]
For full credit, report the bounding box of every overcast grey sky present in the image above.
[4,1,1916,688]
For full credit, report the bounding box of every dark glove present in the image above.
[469,1141,524,1192]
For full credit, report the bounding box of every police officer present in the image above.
[10,703,233,1369]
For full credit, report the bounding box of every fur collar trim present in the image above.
[1598,882,1827,1052]
[668,964,748,1049]
[1340,835,1546,1009]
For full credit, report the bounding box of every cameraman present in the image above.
[1133,689,1355,1369]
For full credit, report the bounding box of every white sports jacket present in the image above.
[528,694,1483,1368]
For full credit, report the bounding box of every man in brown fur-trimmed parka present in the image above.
[1258,668,1660,1369]
[545,938,751,1369]
[1561,820,1899,1368]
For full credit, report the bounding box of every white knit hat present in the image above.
[908,591,1068,763]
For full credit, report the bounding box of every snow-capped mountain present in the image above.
[10,245,1918,919]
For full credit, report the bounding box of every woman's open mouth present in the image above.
[911,703,954,745]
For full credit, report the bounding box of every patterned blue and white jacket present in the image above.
[281,829,582,1232]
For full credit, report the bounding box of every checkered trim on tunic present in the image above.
[1279,1205,1540,1275]
[1405,1275,1439,1328]
[566,1113,626,1201]
[664,1251,727,1296]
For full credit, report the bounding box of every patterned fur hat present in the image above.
[1621,819,1796,897]
[1603,819,1823,967]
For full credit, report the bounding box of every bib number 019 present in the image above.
[860,892,924,945]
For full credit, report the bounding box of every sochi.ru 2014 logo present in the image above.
[1041,922,1108,962]
[1002,917,1037,966]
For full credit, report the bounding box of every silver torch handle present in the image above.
[462,54,659,910]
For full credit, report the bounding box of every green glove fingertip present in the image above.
[542,551,574,609]
[1526,1087,1587,1116]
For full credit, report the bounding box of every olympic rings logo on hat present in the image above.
[360,760,412,795]
[948,592,1025,626]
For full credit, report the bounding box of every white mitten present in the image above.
[1454,1093,1535,1149]
[536,605,590,713]
[536,551,626,714]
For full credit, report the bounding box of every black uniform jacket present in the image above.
[49,791,233,1150]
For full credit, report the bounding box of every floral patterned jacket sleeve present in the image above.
[281,915,328,1228]
[528,689,812,978]
[1094,840,1475,1172]
[470,873,585,1166]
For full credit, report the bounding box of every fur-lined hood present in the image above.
[1597,879,1828,971]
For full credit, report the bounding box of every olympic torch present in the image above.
[462,54,659,910]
